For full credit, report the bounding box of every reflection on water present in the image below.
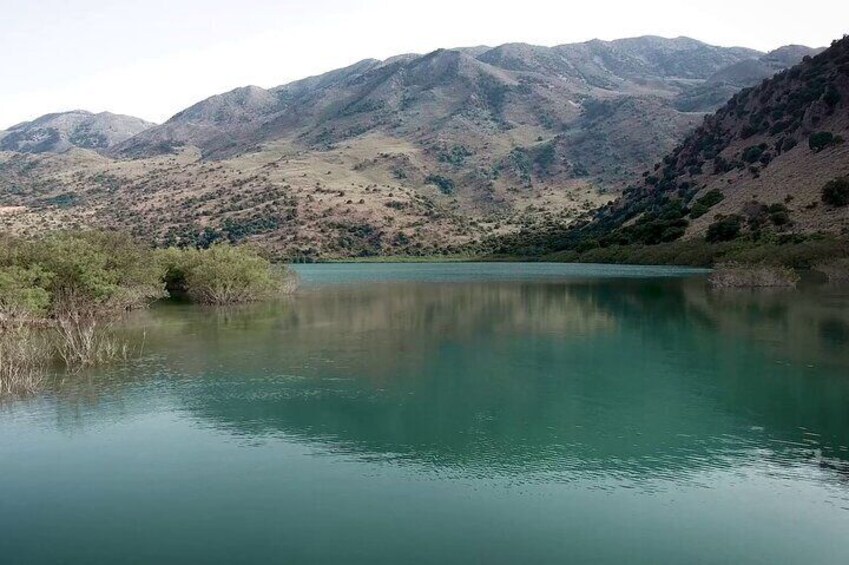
[2,264,849,564]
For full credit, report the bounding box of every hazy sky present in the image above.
[1,0,846,128]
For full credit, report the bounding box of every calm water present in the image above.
[2,263,849,564]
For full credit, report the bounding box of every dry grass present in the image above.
[709,262,801,289]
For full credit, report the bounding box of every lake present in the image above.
[2,263,849,564]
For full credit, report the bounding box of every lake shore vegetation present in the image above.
[0,231,297,394]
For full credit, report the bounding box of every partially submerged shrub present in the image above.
[158,244,297,305]
[26,232,166,369]
[709,262,800,289]
[814,259,849,283]
[0,231,166,373]
[0,265,51,325]
[0,326,50,396]
[0,232,299,391]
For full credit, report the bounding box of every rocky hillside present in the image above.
[675,45,823,112]
[112,36,776,187]
[565,36,849,251]
[0,111,155,154]
[0,36,821,258]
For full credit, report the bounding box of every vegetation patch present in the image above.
[821,177,849,207]
[815,258,849,283]
[689,189,725,219]
[425,175,456,195]
[0,232,298,394]
[809,131,844,153]
[706,215,743,243]
[708,262,800,289]
[158,245,297,305]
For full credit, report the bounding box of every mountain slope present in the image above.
[0,111,155,154]
[101,36,782,205]
[567,36,849,249]
[676,45,825,112]
[0,36,823,259]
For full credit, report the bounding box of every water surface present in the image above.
[2,263,848,564]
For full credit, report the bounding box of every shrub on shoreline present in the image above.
[0,325,50,396]
[814,259,849,283]
[708,263,800,289]
[0,232,298,391]
[158,244,298,305]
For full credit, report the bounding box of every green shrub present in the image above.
[0,266,51,322]
[742,144,767,164]
[822,177,849,207]
[158,244,297,305]
[425,175,456,195]
[689,189,725,219]
[0,232,167,369]
[706,215,743,243]
[809,131,844,152]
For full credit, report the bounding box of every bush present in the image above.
[706,215,742,243]
[742,144,767,164]
[158,244,297,305]
[0,326,49,396]
[425,175,456,195]
[0,266,51,323]
[822,177,849,207]
[809,131,844,152]
[709,263,800,288]
[25,232,167,367]
[0,232,298,386]
[689,189,725,219]
[815,259,849,283]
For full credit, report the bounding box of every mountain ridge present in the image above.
[0,110,155,154]
[557,36,849,252]
[0,35,827,259]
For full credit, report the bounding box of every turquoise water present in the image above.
[1,263,848,564]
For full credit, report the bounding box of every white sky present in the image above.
[1,0,847,128]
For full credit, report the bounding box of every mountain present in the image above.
[676,45,825,112]
[561,36,849,251]
[114,37,763,163]
[0,111,155,154]
[0,36,822,258]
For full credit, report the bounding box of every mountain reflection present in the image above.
[73,275,847,482]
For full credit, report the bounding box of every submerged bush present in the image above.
[709,263,800,289]
[815,259,849,283]
[18,232,167,368]
[158,244,297,305]
[0,232,298,390]
[0,326,50,396]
